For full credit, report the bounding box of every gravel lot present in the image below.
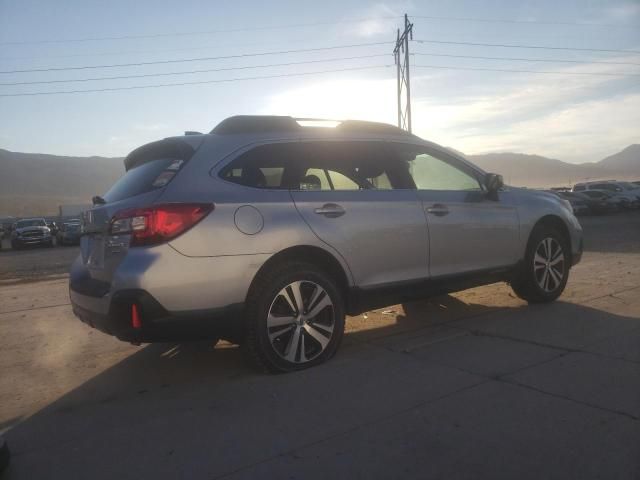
[0,238,79,282]
[0,212,638,479]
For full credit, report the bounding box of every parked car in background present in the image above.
[69,115,584,373]
[573,181,640,209]
[547,191,590,216]
[10,218,53,249]
[57,222,82,245]
[580,190,621,212]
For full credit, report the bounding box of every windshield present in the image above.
[16,219,46,228]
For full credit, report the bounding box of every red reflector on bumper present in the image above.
[131,304,142,329]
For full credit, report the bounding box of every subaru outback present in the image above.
[70,116,583,372]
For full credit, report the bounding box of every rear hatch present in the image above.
[79,138,199,286]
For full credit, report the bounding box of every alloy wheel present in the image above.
[533,237,565,293]
[266,280,335,363]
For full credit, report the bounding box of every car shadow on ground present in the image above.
[2,297,639,479]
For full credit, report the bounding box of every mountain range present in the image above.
[1,144,638,217]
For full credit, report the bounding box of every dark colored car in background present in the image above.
[580,190,621,213]
[57,222,82,246]
[549,191,591,215]
[10,218,53,249]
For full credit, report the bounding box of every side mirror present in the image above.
[485,173,504,194]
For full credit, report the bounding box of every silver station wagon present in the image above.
[70,116,583,372]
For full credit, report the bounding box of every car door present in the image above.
[390,143,520,278]
[289,141,429,288]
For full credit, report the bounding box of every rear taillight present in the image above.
[109,203,213,247]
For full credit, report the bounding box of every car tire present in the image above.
[11,241,20,250]
[511,225,570,304]
[244,261,345,373]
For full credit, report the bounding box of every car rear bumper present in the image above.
[70,286,244,342]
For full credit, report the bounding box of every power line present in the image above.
[0,64,392,97]
[0,38,296,62]
[2,12,630,47]
[411,14,637,28]
[0,16,400,46]
[0,41,392,74]
[413,52,640,66]
[0,54,390,86]
[413,39,640,55]
[413,64,640,77]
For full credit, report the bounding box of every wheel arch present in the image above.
[527,215,572,263]
[246,244,353,307]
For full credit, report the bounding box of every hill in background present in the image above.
[0,144,638,217]
[0,149,123,217]
[467,144,640,188]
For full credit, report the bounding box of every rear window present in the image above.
[104,139,195,203]
[103,157,185,202]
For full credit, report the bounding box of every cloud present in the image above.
[604,2,640,21]
[259,53,639,163]
[349,2,412,38]
[410,56,640,162]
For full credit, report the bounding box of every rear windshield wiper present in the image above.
[92,195,106,205]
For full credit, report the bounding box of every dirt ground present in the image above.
[0,212,638,479]
[0,238,78,282]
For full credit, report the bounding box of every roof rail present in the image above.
[211,115,300,134]
[210,115,413,137]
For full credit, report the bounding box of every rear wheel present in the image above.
[511,225,570,303]
[244,261,345,373]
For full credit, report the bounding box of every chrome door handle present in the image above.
[314,203,345,218]
[426,204,449,216]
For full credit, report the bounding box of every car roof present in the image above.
[163,115,484,175]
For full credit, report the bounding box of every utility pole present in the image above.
[394,14,413,132]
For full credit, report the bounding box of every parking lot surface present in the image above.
[1,213,639,479]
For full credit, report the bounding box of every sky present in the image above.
[0,0,639,163]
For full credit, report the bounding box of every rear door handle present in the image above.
[426,204,449,216]
[314,203,345,218]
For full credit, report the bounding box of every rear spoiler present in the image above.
[123,139,196,171]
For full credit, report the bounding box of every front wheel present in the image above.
[511,225,570,303]
[244,262,345,373]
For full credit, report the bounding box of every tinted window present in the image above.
[584,191,605,198]
[222,142,411,190]
[104,157,186,202]
[591,183,620,192]
[16,219,46,228]
[574,185,586,191]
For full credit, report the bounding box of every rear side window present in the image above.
[591,183,620,192]
[573,185,585,191]
[221,141,411,190]
[104,140,193,202]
